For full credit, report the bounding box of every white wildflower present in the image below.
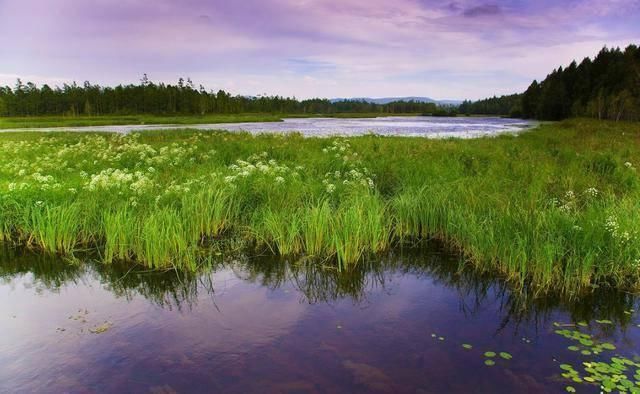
[585,187,598,197]
[605,216,619,234]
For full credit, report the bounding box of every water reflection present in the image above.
[0,242,638,393]
[1,242,636,328]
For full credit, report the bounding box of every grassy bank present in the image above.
[0,114,284,129]
[0,113,423,130]
[0,119,639,294]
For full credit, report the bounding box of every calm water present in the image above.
[1,116,535,137]
[0,244,638,393]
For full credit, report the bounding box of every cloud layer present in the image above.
[1,0,638,99]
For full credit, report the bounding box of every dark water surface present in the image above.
[0,245,638,393]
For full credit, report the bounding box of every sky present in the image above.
[0,0,639,100]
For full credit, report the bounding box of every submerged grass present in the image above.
[1,118,640,294]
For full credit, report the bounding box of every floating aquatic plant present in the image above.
[499,352,512,360]
[553,320,640,393]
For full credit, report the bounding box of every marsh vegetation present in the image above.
[0,119,639,296]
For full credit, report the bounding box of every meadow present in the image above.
[0,118,639,295]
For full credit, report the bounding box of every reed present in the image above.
[301,200,333,256]
[28,203,79,254]
[253,207,303,256]
[180,187,237,242]
[102,208,136,263]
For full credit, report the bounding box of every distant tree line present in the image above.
[459,45,640,121]
[458,94,522,118]
[0,74,439,117]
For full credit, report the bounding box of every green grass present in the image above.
[0,113,422,129]
[0,118,639,294]
[0,114,285,129]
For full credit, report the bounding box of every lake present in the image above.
[1,243,638,393]
[0,116,535,137]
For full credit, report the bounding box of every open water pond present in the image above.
[0,116,534,137]
[0,244,638,393]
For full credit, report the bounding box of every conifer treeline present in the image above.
[459,45,640,121]
[0,75,438,117]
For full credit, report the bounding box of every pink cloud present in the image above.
[0,0,638,99]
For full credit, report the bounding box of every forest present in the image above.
[0,75,438,117]
[2,45,637,122]
[459,45,640,121]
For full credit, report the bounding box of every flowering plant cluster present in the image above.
[86,168,156,195]
[321,139,375,194]
[223,151,302,188]
[549,187,600,214]
[604,215,634,246]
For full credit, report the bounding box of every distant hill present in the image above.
[330,97,463,106]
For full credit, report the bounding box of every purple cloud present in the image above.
[0,0,638,100]
[463,4,502,17]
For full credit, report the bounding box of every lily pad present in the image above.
[499,352,513,360]
[579,338,594,346]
